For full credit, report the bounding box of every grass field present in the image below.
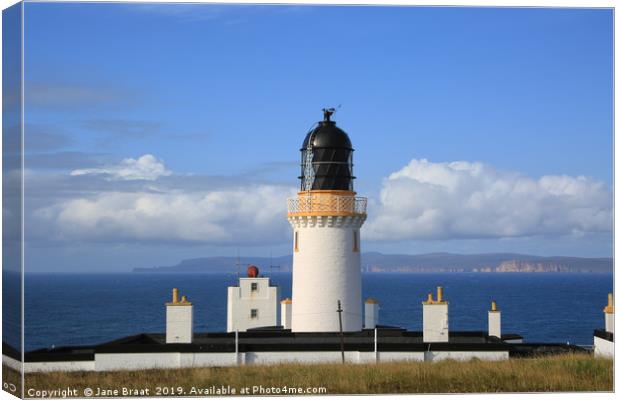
[4,353,613,397]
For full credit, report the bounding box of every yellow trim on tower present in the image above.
[287,191,367,218]
[281,298,292,304]
[365,298,379,304]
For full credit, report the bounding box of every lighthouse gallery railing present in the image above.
[287,194,367,216]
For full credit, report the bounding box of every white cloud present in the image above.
[70,154,171,181]
[365,159,612,241]
[35,155,612,247]
[34,185,297,245]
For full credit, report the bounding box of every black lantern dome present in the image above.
[299,109,355,191]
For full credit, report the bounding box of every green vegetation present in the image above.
[10,354,614,397]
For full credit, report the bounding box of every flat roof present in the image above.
[4,329,592,364]
[593,329,614,342]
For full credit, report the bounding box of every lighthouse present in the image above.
[287,109,367,332]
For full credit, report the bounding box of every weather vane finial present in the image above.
[322,107,336,122]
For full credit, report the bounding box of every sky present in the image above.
[9,2,613,272]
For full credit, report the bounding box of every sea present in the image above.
[1,272,613,351]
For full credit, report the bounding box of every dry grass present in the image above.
[11,353,614,396]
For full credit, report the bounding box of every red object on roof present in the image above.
[247,265,259,278]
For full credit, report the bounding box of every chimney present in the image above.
[281,298,292,330]
[604,293,614,334]
[422,286,449,343]
[166,288,194,344]
[364,298,379,329]
[488,300,501,338]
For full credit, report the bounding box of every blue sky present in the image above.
[17,3,613,272]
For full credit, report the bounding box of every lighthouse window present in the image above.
[251,282,258,292]
[353,231,359,252]
[250,309,258,319]
[294,231,299,252]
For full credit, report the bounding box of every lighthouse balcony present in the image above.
[287,192,367,217]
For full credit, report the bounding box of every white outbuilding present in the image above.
[594,293,614,358]
[165,288,193,344]
[422,286,449,343]
[227,266,280,332]
[364,298,379,329]
[488,300,501,339]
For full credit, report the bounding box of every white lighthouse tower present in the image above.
[287,109,367,332]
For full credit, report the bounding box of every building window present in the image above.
[251,282,258,292]
[250,309,258,319]
[294,231,299,252]
[353,230,359,252]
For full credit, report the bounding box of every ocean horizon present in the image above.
[2,271,611,352]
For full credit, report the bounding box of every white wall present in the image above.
[605,313,614,334]
[378,352,425,363]
[180,353,238,367]
[289,215,365,332]
[227,287,236,332]
[166,305,193,343]
[365,302,379,329]
[95,353,181,371]
[594,336,614,358]
[488,311,501,338]
[227,277,280,332]
[2,355,22,372]
[25,361,95,373]
[245,351,356,364]
[281,301,292,330]
[426,351,509,362]
[11,349,512,372]
[4,354,95,373]
[357,351,379,364]
[423,303,449,342]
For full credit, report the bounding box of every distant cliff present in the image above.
[494,260,570,273]
[133,252,612,273]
